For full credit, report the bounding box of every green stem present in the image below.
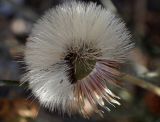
[0,80,28,87]
[1,74,160,97]
[121,74,160,96]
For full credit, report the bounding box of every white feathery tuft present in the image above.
[23,1,133,117]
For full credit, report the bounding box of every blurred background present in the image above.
[0,0,160,122]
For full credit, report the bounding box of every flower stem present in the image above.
[1,74,160,97]
[0,80,28,87]
[121,74,160,96]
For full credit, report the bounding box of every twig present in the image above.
[121,74,160,96]
[1,74,160,97]
[0,80,28,87]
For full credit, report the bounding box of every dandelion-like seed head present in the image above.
[23,1,133,118]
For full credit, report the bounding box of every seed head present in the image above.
[23,1,133,118]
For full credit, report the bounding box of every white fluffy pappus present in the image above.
[23,1,133,118]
